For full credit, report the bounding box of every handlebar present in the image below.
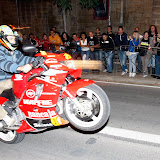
[28,56,48,82]
[32,56,48,71]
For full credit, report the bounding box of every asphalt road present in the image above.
[0,82,160,160]
[97,81,160,135]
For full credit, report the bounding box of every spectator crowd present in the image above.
[19,25,160,79]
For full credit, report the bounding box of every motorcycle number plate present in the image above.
[50,116,69,126]
[51,116,62,126]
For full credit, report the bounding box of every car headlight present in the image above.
[60,60,76,69]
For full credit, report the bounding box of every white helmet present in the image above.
[0,25,19,50]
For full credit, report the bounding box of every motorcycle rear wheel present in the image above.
[0,130,25,144]
[64,83,110,132]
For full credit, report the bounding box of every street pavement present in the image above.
[1,72,160,159]
[82,72,160,145]
[97,82,160,145]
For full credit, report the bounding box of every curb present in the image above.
[81,72,160,86]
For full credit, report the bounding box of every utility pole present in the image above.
[109,0,111,25]
[120,0,124,25]
[16,0,20,27]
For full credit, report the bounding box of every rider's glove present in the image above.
[17,64,32,73]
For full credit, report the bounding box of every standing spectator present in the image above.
[95,28,103,62]
[40,34,52,52]
[95,27,101,43]
[139,31,152,78]
[100,33,115,73]
[69,33,81,59]
[88,31,99,61]
[148,25,158,76]
[107,25,115,42]
[80,32,90,60]
[115,26,128,75]
[49,29,63,51]
[155,34,160,78]
[127,31,140,77]
[134,27,143,73]
[135,27,143,40]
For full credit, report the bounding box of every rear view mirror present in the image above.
[22,45,36,53]
[60,45,66,51]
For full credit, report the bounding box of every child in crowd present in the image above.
[40,34,52,52]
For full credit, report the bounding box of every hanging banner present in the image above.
[93,0,109,20]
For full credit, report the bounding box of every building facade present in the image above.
[0,0,160,38]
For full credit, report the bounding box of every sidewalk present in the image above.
[81,71,160,86]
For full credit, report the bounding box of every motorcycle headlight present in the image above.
[60,60,76,69]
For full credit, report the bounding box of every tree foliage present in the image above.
[52,0,72,11]
[80,0,99,9]
[53,0,99,11]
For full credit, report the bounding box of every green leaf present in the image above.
[80,0,99,9]
[52,0,72,10]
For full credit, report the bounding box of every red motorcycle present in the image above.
[0,50,110,144]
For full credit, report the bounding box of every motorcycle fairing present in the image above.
[0,97,8,105]
[62,79,95,99]
[16,120,36,133]
[26,118,54,129]
[18,78,62,118]
[12,68,43,99]
[16,116,69,133]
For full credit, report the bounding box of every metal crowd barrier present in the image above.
[66,45,160,76]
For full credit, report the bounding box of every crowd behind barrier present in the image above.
[20,25,160,79]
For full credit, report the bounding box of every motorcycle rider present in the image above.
[0,25,34,127]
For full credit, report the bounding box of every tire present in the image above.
[64,83,110,132]
[0,130,25,144]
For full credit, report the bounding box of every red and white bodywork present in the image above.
[9,52,94,133]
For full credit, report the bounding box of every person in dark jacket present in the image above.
[100,33,115,73]
[115,26,128,75]
[0,25,34,128]
[148,25,158,75]
[154,34,160,78]
[107,25,115,42]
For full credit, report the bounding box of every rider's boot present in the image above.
[3,115,16,127]
[0,106,16,128]
[0,115,16,131]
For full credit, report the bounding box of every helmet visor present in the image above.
[6,35,18,47]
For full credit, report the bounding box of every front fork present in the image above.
[61,79,95,112]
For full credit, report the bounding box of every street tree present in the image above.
[53,0,99,32]
[52,0,72,32]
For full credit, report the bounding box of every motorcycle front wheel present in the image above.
[0,130,25,144]
[64,83,110,132]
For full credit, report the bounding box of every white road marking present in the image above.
[100,126,160,145]
[94,80,160,144]
[95,80,160,89]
